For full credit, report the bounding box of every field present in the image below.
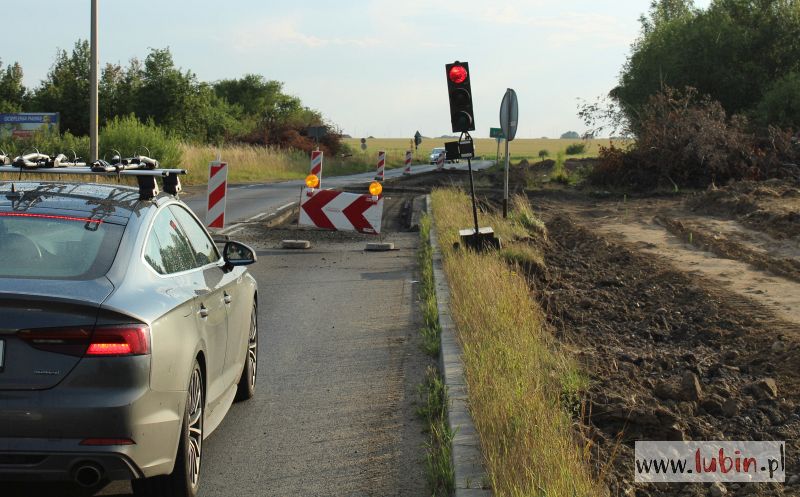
[343,137,628,163]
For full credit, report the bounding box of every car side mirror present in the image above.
[223,241,257,269]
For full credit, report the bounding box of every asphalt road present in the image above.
[183,160,492,228]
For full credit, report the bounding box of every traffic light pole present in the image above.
[467,157,479,234]
[463,132,480,235]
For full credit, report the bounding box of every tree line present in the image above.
[581,0,800,189]
[0,41,341,153]
[614,0,800,133]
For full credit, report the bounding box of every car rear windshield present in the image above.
[0,212,124,280]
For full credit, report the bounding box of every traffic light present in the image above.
[445,61,475,133]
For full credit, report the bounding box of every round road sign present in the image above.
[500,89,519,141]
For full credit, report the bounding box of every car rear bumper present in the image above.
[0,356,186,481]
[0,444,140,481]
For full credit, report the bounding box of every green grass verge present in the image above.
[417,213,455,496]
[430,188,601,497]
[417,366,455,497]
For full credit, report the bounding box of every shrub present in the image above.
[0,129,89,160]
[590,87,754,189]
[100,115,182,166]
[565,143,586,155]
[538,149,549,161]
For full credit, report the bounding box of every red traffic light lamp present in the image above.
[448,65,468,84]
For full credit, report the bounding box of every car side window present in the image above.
[144,209,197,275]
[169,205,220,267]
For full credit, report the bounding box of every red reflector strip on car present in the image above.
[84,325,151,356]
[80,438,136,446]
[0,212,103,223]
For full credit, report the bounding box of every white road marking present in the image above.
[245,212,268,222]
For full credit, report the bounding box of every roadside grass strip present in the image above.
[418,213,455,495]
[419,215,442,357]
[430,188,602,497]
[418,366,456,497]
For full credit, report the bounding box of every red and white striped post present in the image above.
[206,160,228,229]
[436,151,445,171]
[310,150,323,188]
[403,150,412,175]
[375,150,386,181]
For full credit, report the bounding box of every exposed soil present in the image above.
[530,214,799,497]
[687,180,800,241]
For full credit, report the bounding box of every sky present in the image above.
[4,0,712,139]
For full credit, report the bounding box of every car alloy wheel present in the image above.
[235,303,258,401]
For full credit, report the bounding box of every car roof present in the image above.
[0,181,149,225]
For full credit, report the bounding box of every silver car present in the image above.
[0,181,259,497]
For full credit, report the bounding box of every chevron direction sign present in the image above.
[299,188,384,235]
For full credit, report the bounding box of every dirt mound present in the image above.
[530,215,800,497]
[688,179,800,240]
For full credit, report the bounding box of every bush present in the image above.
[0,129,89,160]
[590,87,753,189]
[565,143,586,155]
[100,115,182,166]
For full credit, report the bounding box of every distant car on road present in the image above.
[0,179,259,497]
[429,147,459,165]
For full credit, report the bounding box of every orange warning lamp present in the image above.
[369,181,383,196]
[306,174,320,189]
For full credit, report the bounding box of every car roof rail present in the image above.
[0,153,187,200]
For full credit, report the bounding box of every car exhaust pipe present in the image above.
[73,462,104,488]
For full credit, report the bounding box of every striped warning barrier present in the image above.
[403,150,412,175]
[436,152,445,171]
[310,150,323,187]
[375,150,386,181]
[299,188,383,234]
[206,160,228,229]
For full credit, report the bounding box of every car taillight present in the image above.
[18,324,150,357]
[84,325,151,356]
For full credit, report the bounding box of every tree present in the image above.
[756,71,800,130]
[538,149,549,162]
[0,60,27,113]
[614,0,800,133]
[560,131,580,139]
[31,41,91,134]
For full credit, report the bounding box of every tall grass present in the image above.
[179,143,309,186]
[430,188,600,497]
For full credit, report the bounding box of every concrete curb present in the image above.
[426,195,492,496]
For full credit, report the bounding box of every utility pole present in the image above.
[89,0,99,162]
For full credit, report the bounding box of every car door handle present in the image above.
[198,305,209,318]
[223,293,232,305]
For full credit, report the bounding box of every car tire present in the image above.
[131,361,204,497]
[234,302,258,402]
